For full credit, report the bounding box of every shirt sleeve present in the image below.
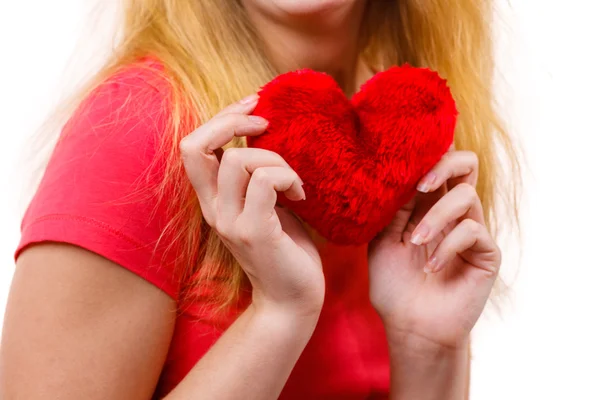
[16,63,183,300]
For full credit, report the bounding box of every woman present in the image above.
[0,0,519,399]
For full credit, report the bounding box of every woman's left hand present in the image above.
[368,149,501,349]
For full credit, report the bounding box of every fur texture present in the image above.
[248,65,457,245]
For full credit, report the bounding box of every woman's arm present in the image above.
[1,244,175,399]
[385,332,470,400]
[167,299,317,400]
[1,244,318,400]
[369,149,500,400]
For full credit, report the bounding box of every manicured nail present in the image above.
[240,93,259,104]
[248,115,269,126]
[424,257,438,273]
[417,172,437,193]
[300,186,307,200]
[410,224,429,245]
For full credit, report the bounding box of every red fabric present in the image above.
[16,61,391,399]
[249,65,457,245]
[17,62,182,298]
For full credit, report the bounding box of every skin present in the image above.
[241,0,369,93]
[369,149,499,399]
[0,1,501,399]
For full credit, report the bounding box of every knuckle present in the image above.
[252,168,271,186]
[272,150,288,165]
[178,135,194,158]
[462,218,481,235]
[468,151,479,168]
[290,168,301,181]
[263,149,287,166]
[496,246,503,267]
[457,182,478,202]
[221,147,243,166]
[214,218,233,238]
[200,206,216,227]
[202,214,216,228]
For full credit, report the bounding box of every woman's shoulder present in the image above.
[17,57,184,300]
[97,57,169,101]
[66,57,171,143]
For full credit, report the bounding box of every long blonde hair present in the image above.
[65,0,520,308]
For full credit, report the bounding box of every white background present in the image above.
[1,1,599,399]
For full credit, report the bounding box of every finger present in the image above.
[215,93,260,117]
[243,167,305,220]
[409,183,448,225]
[410,183,484,246]
[217,148,293,223]
[406,184,451,250]
[197,112,269,154]
[416,150,478,193]
[424,218,501,275]
[179,113,269,225]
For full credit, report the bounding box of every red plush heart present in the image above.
[248,65,457,245]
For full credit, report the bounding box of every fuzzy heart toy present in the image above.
[248,64,457,245]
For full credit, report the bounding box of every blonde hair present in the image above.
[63,0,520,308]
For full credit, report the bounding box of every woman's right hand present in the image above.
[180,94,324,318]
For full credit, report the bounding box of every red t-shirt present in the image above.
[16,61,390,399]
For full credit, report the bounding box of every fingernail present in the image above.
[240,93,259,104]
[416,182,429,193]
[410,224,429,245]
[300,186,307,200]
[417,172,437,193]
[248,115,269,126]
[424,257,438,273]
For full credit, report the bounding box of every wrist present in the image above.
[249,297,322,338]
[385,327,470,354]
[380,311,471,351]
[252,284,325,321]
[386,329,470,400]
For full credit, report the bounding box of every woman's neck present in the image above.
[243,1,369,95]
